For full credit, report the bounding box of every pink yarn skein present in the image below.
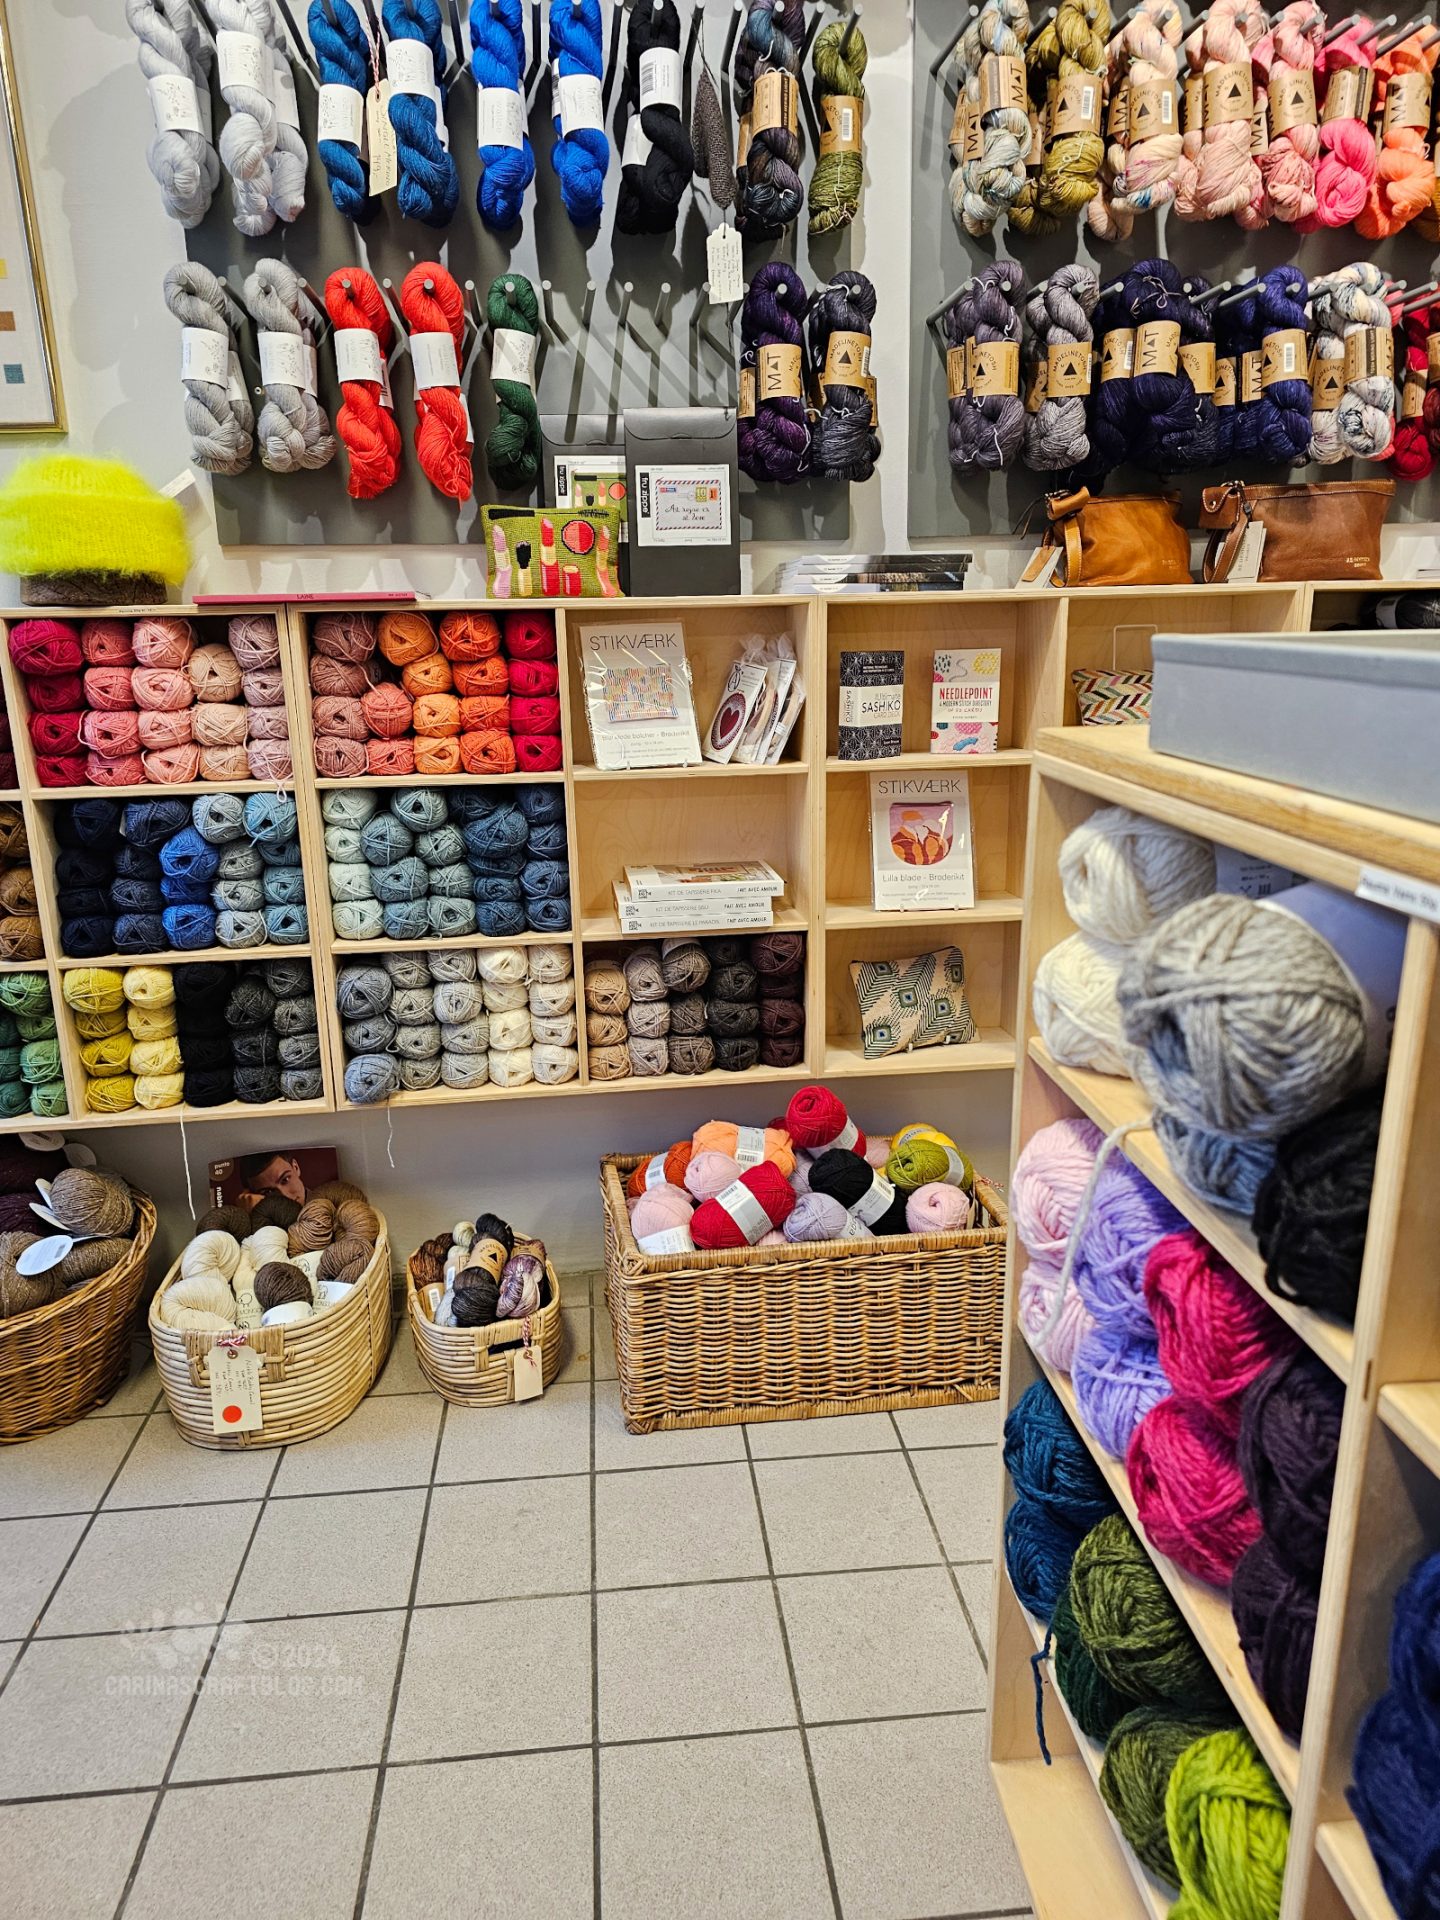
[1144,1229,1299,1433]
[1253,3,1323,225]
[1089,0,1185,241]
[1172,0,1266,224]
[1301,27,1378,227]
[1012,1115,1103,1370]
[1127,1394,1262,1585]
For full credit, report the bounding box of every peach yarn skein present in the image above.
[1088,0,1185,241]
[1356,31,1440,238]
[1172,0,1266,224]
[1253,3,1323,225]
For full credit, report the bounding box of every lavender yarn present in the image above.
[738,263,811,482]
[1072,1152,1185,1333]
[735,0,804,238]
[948,261,1026,472]
[1024,265,1098,473]
[1072,1322,1169,1458]
[808,272,879,482]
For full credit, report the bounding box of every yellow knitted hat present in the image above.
[0,455,189,585]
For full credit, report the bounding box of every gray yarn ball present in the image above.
[192,792,247,844]
[433,980,485,1023]
[428,861,474,899]
[217,843,264,880]
[273,995,317,1036]
[321,790,378,827]
[282,1067,324,1102]
[216,910,266,948]
[669,992,706,1036]
[428,947,478,981]
[214,877,265,913]
[416,824,465,868]
[440,1017,489,1054]
[344,1053,398,1104]
[628,1034,668,1075]
[360,814,414,867]
[333,901,384,940]
[344,1015,396,1052]
[391,787,449,831]
[441,1053,489,1089]
[390,986,434,1025]
[399,1055,443,1090]
[336,964,392,1020]
[371,856,428,905]
[324,825,364,863]
[265,958,311,997]
[329,863,375,904]
[263,867,306,905]
[382,900,431,941]
[429,898,477,938]
[279,1031,321,1068]
[381,951,433,989]
[531,1011,578,1046]
[260,841,304,869]
[394,1021,442,1060]
[627,999,671,1039]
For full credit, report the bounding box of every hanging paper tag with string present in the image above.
[707,225,743,304]
[334,327,384,387]
[209,1336,262,1434]
[367,79,399,194]
[514,1319,544,1400]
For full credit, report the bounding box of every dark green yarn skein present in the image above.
[484,275,542,491]
[1051,1584,1130,1742]
[1067,1513,1228,1712]
[1100,1705,1236,1888]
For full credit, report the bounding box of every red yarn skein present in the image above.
[34,754,87,788]
[399,261,472,503]
[691,1162,796,1248]
[80,618,136,665]
[9,619,81,675]
[509,659,558,696]
[1395,305,1436,479]
[511,694,560,734]
[26,673,84,714]
[1127,1395,1262,1586]
[325,266,403,500]
[503,612,558,660]
[29,712,83,756]
[785,1084,865,1155]
[1143,1229,1298,1433]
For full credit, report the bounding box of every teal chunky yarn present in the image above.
[263,867,305,905]
[244,792,298,845]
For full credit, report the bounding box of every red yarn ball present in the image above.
[785,1085,865,1156]
[1143,1229,1298,1435]
[508,659,559,696]
[34,754,87,788]
[1126,1395,1261,1587]
[9,618,81,675]
[29,711,83,756]
[511,694,561,735]
[27,672,84,714]
[513,734,563,773]
[503,612,558,660]
[691,1161,796,1249]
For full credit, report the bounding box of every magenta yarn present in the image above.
[1127,1393,1262,1586]
[1144,1228,1299,1435]
[1072,1322,1169,1457]
[1072,1153,1185,1334]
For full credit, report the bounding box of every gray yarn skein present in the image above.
[1116,892,1372,1141]
[243,259,336,473]
[1332,265,1395,460]
[256,0,307,223]
[949,261,1027,471]
[961,0,1033,236]
[127,0,220,228]
[690,59,735,209]
[163,263,253,475]
[1024,266,1099,471]
[211,0,278,235]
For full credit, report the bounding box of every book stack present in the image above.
[773,551,973,594]
[612,860,785,935]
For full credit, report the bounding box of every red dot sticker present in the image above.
[222,1404,244,1424]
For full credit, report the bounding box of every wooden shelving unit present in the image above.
[994,721,1440,1920]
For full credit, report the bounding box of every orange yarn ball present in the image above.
[360,683,413,739]
[378,610,438,666]
[401,653,454,698]
[367,738,416,774]
[412,692,460,737]
[626,1141,694,1198]
[414,735,461,774]
[439,611,502,661]
[460,694,510,733]
[459,730,517,774]
[453,657,509,698]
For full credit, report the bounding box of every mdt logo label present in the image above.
[637,472,652,519]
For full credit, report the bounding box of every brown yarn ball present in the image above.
[660,939,710,992]
[306,1179,368,1205]
[318,1233,372,1285]
[48,1167,134,1239]
[0,865,37,913]
[249,1191,301,1231]
[584,961,630,1017]
[626,999,671,1040]
[55,1235,130,1288]
[668,1034,716,1074]
[288,1196,337,1255]
[586,1011,627,1046]
[0,803,27,861]
[197,1204,252,1239]
[669,992,706,1036]
[622,945,667,1002]
[335,1197,379,1244]
[706,997,759,1037]
[587,1042,632,1081]
[254,1260,313,1309]
[0,1232,58,1318]
[0,914,42,960]
[310,655,372,698]
[410,1233,449,1289]
[759,969,804,1001]
[750,930,805,975]
[759,997,805,1038]
[312,611,377,662]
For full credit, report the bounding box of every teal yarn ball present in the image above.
[31,1080,68,1118]
[244,792,298,845]
[333,901,384,940]
[0,1046,19,1082]
[260,840,304,869]
[0,1082,29,1117]
[16,1011,56,1041]
[263,867,306,906]
[265,904,308,943]
[192,792,246,844]
[20,1039,61,1084]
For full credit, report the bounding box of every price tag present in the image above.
[1344,326,1395,385]
[271,48,300,130]
[946,345,969,399]
[227,351,249,413]
[1214,355,1237,407]
[851,1171,896,1227]
[410,328,461,390]
[514,1326,544,1400]
[820,93,863,152]
[822,328,870,388]
[208,1340,262,1434]
[1179,340,1216,395]
[1357,864,1440,924]
[181,326,229,388]
[216,26,268,95]
[1402,367,1427,418]
[639,46,682,111]
[148,73,202,135]
[949,90,975,152]
[1046,341,1092,397]
[492,326,537,390]
[1135,320,1180,376]
[367,81,399,194]
[1261,327,1305,387]
[334,326,384,386]
[738,364,756,418]
[318,81,365,147]
[479,85,525,150]
[706,224,743,303]
[1050,74,1101,137]
[557,70,604,135]
[1023,353,1049,411]
[758,341,803,399]
[969,340,1018,395]
[1204,60,1252,126]
[258,329,308,390]
[623,111,653,166]
[1321,64,1372,125]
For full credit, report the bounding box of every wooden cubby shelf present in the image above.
[998,719,1440,1920]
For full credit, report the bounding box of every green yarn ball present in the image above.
[1068,1515,1228,1711]
[1165,1727,1289,1920]
[1100,1706,1236,1888]
[0,971,50,1018]
[0,1081,29,1117]
[15,1011,56,1042]
[1051,1584,1131,1742]
[19,1039,61,1086]
[31,1080,68,1119]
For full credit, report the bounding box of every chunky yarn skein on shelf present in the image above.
[615,0,694,234]
[470,0,535,228]
[127,0,219,228]
[735,0,806,238]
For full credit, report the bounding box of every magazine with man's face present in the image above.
[208,1148,340,1214]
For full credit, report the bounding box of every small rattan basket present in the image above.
[0,1191,157,1443]
[405,1252,564,1407]
[600,1154,1007,1433]
[148,1216,392,1451]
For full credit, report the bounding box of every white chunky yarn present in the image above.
[1033,930,1131,1074]
[212,0,279,234]
[127,0,220,227]
[1059,805,1217,944]
[243,258,336,472]
[163,260,255,474]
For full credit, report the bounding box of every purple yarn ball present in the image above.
[1072,1154,1185,1334]
[1072,1322,1169,1458]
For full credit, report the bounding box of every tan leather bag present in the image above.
[1018,489,1192,588]
[1199,479,1394,582]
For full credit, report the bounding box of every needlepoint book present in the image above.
[930,648,1002,753]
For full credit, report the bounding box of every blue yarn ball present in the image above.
[161,874,211,906]
[461,806,528,860]
[114,843,161,881]
[382,0,460,226]
[163,903,218,950]
[61,918,116,958]
[517,782,565,825]
[1003,1496,1085,1622]
[390,787,449,831]
[260,840,305,869]
[521,858,568,901]
[67,797,124,846]
[265,903,309,943]
[345,1051,401,1105]
[525,896,571,932]
[1003,1379,1116,1532]
[244,792,298,846]
[309,0,374,222]
[372,855,429,904]
[124,798,191,848]
[160,826,220,886]
[110,878,164,915]
[114,913,166,953]
[476,897,527,937]
[360,814,415,867]
[192,792,247,845]
[526,818,568,859]
[429,861,474,900]
[473,875,522,904]
[382,899,431,940]
[262,866,306,906]
[548,0,608,224]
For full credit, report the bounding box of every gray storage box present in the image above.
[1151,630,1440,825]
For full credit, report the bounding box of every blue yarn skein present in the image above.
[431,897,477,936]
[124,798,190,848]
[470,0,534,229]
[548,0,609,225]
[391,786,449,830]
[265,904,309,943]
[1252,265,1312,468]
[164,903,218,950]
[111,878,164,914]
[383,0,460,227]
[263,867,306,906]
[61,919,115,958]
[1349,1552,1440,1917]
[114,914,167,954]
[475,895,527,936]
[521,857,568,900]
[527,896,571,932]
[461,807,528,861]
[1124,261,1220,475]
[1004,1497,1085,1623]
[310,0,375,222]
[114,845,162,882]
[1003,1379,1115,1533]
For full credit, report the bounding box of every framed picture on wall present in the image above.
[0,0,61,432]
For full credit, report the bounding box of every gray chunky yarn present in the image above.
[243,259,336,473]
[127,0,220,227]
[163,263,253,475]
[1023,266,1099,472]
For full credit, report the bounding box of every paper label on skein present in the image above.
[1183,71,1204,134]
[385,34,437,99]
[1250,89,1269,154]
[828,1116,859,1151]
[753,69,799,136]
[736,109,753,166]
[1106,78,1129,139]
[318,82,366,147]
[1024,354,1049,411]
[1135,321,1180,377]
[232,1281,262,1329]
[1321,64,1372,125]
[1051,75,1101,137]
[638,1224,695,1254]
[949,89,974,150]
[1204,61,1252,127]
[227,351,248,412]
[641,1155,670,1190]
[1239,350,1262,403]
[216,27,268,96]
[492,327,538,391]
[271,48,301,130]
[732,1126,767,1169]
[979,53,1026,116]
[1385,69,1431,135]
[623,112,654,167]
[1026,101,1046,166]
[1215,845,1303,898]
[558,71,605,135]
[946,346,969,400]
[1100,329,1135,381]
[1214,356,1237,407]
[367,81,399,193]
[713,1178,772,1243]
[1310,352,1343,410]
[850,1170,896,1227]
[1128,79,1177,138]
[181,326,229,389]
[1345,326,1394,386]
[479,85,525,150]
[1261,329,1305,387]
[971,341,1020,396]
[334,326,384,387]
[707,224,743,303]
[639,47,682,111]
[1179,341,1216,395]
[820,94,863,153]
[148,73,203,135]
[258,329,307,390]
[835,1213,871,1241]
[208,1343,261,1434]
[758,341,804,401]
[304,343,318,395]
[1259,881,1406,1084]
[1403,368,1427,418]
[410,329,461,391]
[1268,69,1317,134]
[822,329,871,389]
[738,365,757,417]
[1046,342,1092,397]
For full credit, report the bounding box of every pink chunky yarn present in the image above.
[1301,27,1378,227]
[1143,1229,1298,1434]
[1020,1266,1096,1371]
[1012,1114,1104,1269]
[1127,1394,1261,1585]
[1173,0,1266,223]
[1253,2,1323,225]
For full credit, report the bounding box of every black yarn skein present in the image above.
[808,270,880,483]
[615,0,694,235]
[1252,1086,1383,1324]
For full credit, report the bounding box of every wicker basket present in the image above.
[148,1216,392,1451]
[0,1193,157,1443]
[600,1154,1007,1433]
[405,1253,564,1407]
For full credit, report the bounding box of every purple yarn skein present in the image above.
[948,259,1027,471]
[1072,1152,1186,1334]
[1252,264,1312,467]
[1072,1322,1169,1457]
[1125,258,1221,473]
[738,262,811,483]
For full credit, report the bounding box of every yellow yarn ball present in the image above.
[63,968,125,1016]
[72,1006,127,1040]
[85,1073,136,1113]
[130,1035,182,1077]
[79,1032,133,1077]
[135,1071,184,1109]
[126,1004,177,1041]
[123,965,175,1009]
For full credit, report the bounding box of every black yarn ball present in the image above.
[184,1069,235,1107]
[226,979,276,1030]
[234,1064,282,1104]
[1230,1536,1317,1741]
[714,1036,761,1073]
[706,998,759,1038]
[231,1028,280,1068]
[62,917,117,958]
[250,1191,301,1230]
[809,1147,909,1234]
[177,1033,232,1071]
[114,915,166,954]
[1253,1086,1382,1323]
[55,848,111,887]
[113,843,162,881]
[704,936,747,967]
[174,961,236,1005]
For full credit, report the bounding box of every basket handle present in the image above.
[183,1324,288,1388]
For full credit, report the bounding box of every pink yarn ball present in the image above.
[757,1228,788,1246]
[360,683,413,740]
[315,738,366,778]
[228,614,280,669]
[87,752,146,786]
[188,642,243,702]
[192,702,248,748]
[311,611,376,662]
[313,695,367,740]
[132,666,194,712]
[81,711,141,757]
[684,1150,741,1201]
[863,1135,892,1169]
[137,708,192,749]
[143,744,200,783]
[201,745,251,781]
[246,742,292,781]
[1144,1230,1298,1435]
[1011,1115,1103,1272]
[241,667,285,707]
[631,1183,694,1241]
[311,655,371,698]
[80,618,136,665]
[906,1182,973,1233]
[83,666,136,711]
[1127,1394,1262,1586]
[132,616,194,668]
[246,705,290,742]
[1019,1265,1094,1372]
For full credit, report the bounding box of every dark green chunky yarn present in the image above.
[1051,1584,1130,1742]
[1100,1705,1235,1888]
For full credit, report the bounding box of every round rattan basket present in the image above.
[405,1250,564,1407]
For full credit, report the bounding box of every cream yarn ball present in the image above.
[1033,931,1131,1075]
[159,1270,237,1329]
[1059,805,1216,945]
[180,1229,241,1284]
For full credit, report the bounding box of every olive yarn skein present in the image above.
[127,0,220,229]
[738,263,811,483]
[959,0,1033,236]
[548,0,609,225]
[470,0,535,228]
[485,275,542,491]
[615,0,693,235]
[1009,0,1111,236]
[735,0,805,239]
[1101,1706,1239,1888]
[807,272,879,483]
[163,261,254,476]
[807,17,866,233]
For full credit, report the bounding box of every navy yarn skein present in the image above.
[1004,1496,1085,1622]
[1003,1379,1114,1532]
[309,0,374,222]
[383,0,461,227]
[1252,265,1312,468]
[1123,261,1220,474]
[735,0,805,238]
[470,0,535,228]
[549,0,609,225]
[1080,285,1133,484]
[808,271,880,483]
[738,263,811,483]
[1348,1552,1440,1917]
[615,0,694,235]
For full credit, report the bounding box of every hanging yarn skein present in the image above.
[1023,266,1099,473]
[243,259,337,474]
[807,271,879,483]
[948,261,1027,472]
[958,0,1033,236]
[1392,304,1435,482]
[1303,24,1379,228]
[808,16,866,233]
[1253,2,1323,226]
[325,268,403,501]
[399,262,471,504]
[1008,0,1111,237]
[127,0,219,228]
[1171,0,1266,227]
[738,263,811,484]
[211,0,280,235]
[691,53,736,207]
[260,8,308,222]
[1333,264,1399,461]
[484,274,542,492]
[1358,28,1440,239]
[1122,259,1220,473]
[383,0,461,227]
[549,0,610,225]
[1245,265,1313,468]
[310,0,374,222]
[615,0,693,235]
[470,0,535,229]
[163,262,253,477]
[1087,0,1185,241]
[735,0,805,239]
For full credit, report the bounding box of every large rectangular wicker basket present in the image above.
[148,1217,392,1451]
[405,1254,564,1406]
[600,1154,1007,1433]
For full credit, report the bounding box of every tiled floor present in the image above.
[1,1272,1031,1920]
